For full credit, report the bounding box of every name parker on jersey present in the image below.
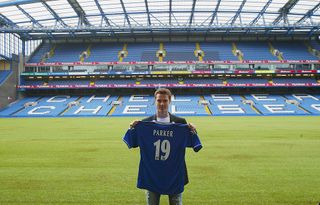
[153,129,174,137]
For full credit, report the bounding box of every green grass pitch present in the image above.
[0,116,319,205]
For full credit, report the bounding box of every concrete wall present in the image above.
[0,54,19,110]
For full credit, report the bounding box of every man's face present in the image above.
[155,94,171,113]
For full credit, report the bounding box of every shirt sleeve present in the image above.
[186,130,203,152]
[123,128,138,149]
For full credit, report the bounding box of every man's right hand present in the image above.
[129,120,140,129]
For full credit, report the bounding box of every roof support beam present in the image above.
[42,1,68,27]
[189,0,197,26]
[144,0,152,34]
[119,0,131,28]
[285,2,319,35]
[16,5,55,38]
[249,0,272,26]
[0,13,17,27]
[144,0,151,26]
[273,0,299,25]
[230,0,247,25]
[169,0,172,25]
[0,0,41,8]
[16,5,42,27]
[264,0,299,35]
[296,2,320,24]
[1,24,319,37]
[246,0,272,34]
[94,0,112,27]
[209,0,221,26]
[67,0,91,26]
[0,13,31,39]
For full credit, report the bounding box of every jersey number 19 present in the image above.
[153,139,171,161]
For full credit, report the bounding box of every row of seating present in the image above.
[1,94,319,117]
[21,78,318,86]
[28,41,320,63]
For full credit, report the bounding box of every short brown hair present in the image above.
[154,88,172,100]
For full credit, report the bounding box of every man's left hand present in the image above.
[188,123,197,134]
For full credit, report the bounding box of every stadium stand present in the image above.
[283,94,320,115]
[200,42,237,61]
[1,94,320,117]
[12,96,79,117]
[62,95,117,116]
[236,41,276,61]
[46,43,89,62]
[162,42,197,61]
[272,41,318,60]
[208,103,258,116]
[253,103,308,115]
[309,40,320,52]
[204,94,257,116]
[28,43,52,63]
[26,41,320,63]
[243,94,308,115]
[120,95,154,105]
[204,94,244,104]
[126,43,159,62]
[0,97,41,117]
[244,94,287,104]
[86,43,122,62]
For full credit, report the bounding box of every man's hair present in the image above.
[154,88,172,100]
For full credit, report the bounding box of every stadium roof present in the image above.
[0,0,319,39]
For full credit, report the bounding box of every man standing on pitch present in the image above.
[124,88,201,205]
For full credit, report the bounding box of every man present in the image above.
[127,88,199,205]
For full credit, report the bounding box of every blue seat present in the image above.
[272,41,318,60]
[236,41,276,60]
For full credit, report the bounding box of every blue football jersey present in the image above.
[123,121,202,195]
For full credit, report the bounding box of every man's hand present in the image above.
[188,123,197,134]
[129,120,140,129]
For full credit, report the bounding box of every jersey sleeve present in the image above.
[186,131,203,152]
[123,128,138,149]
